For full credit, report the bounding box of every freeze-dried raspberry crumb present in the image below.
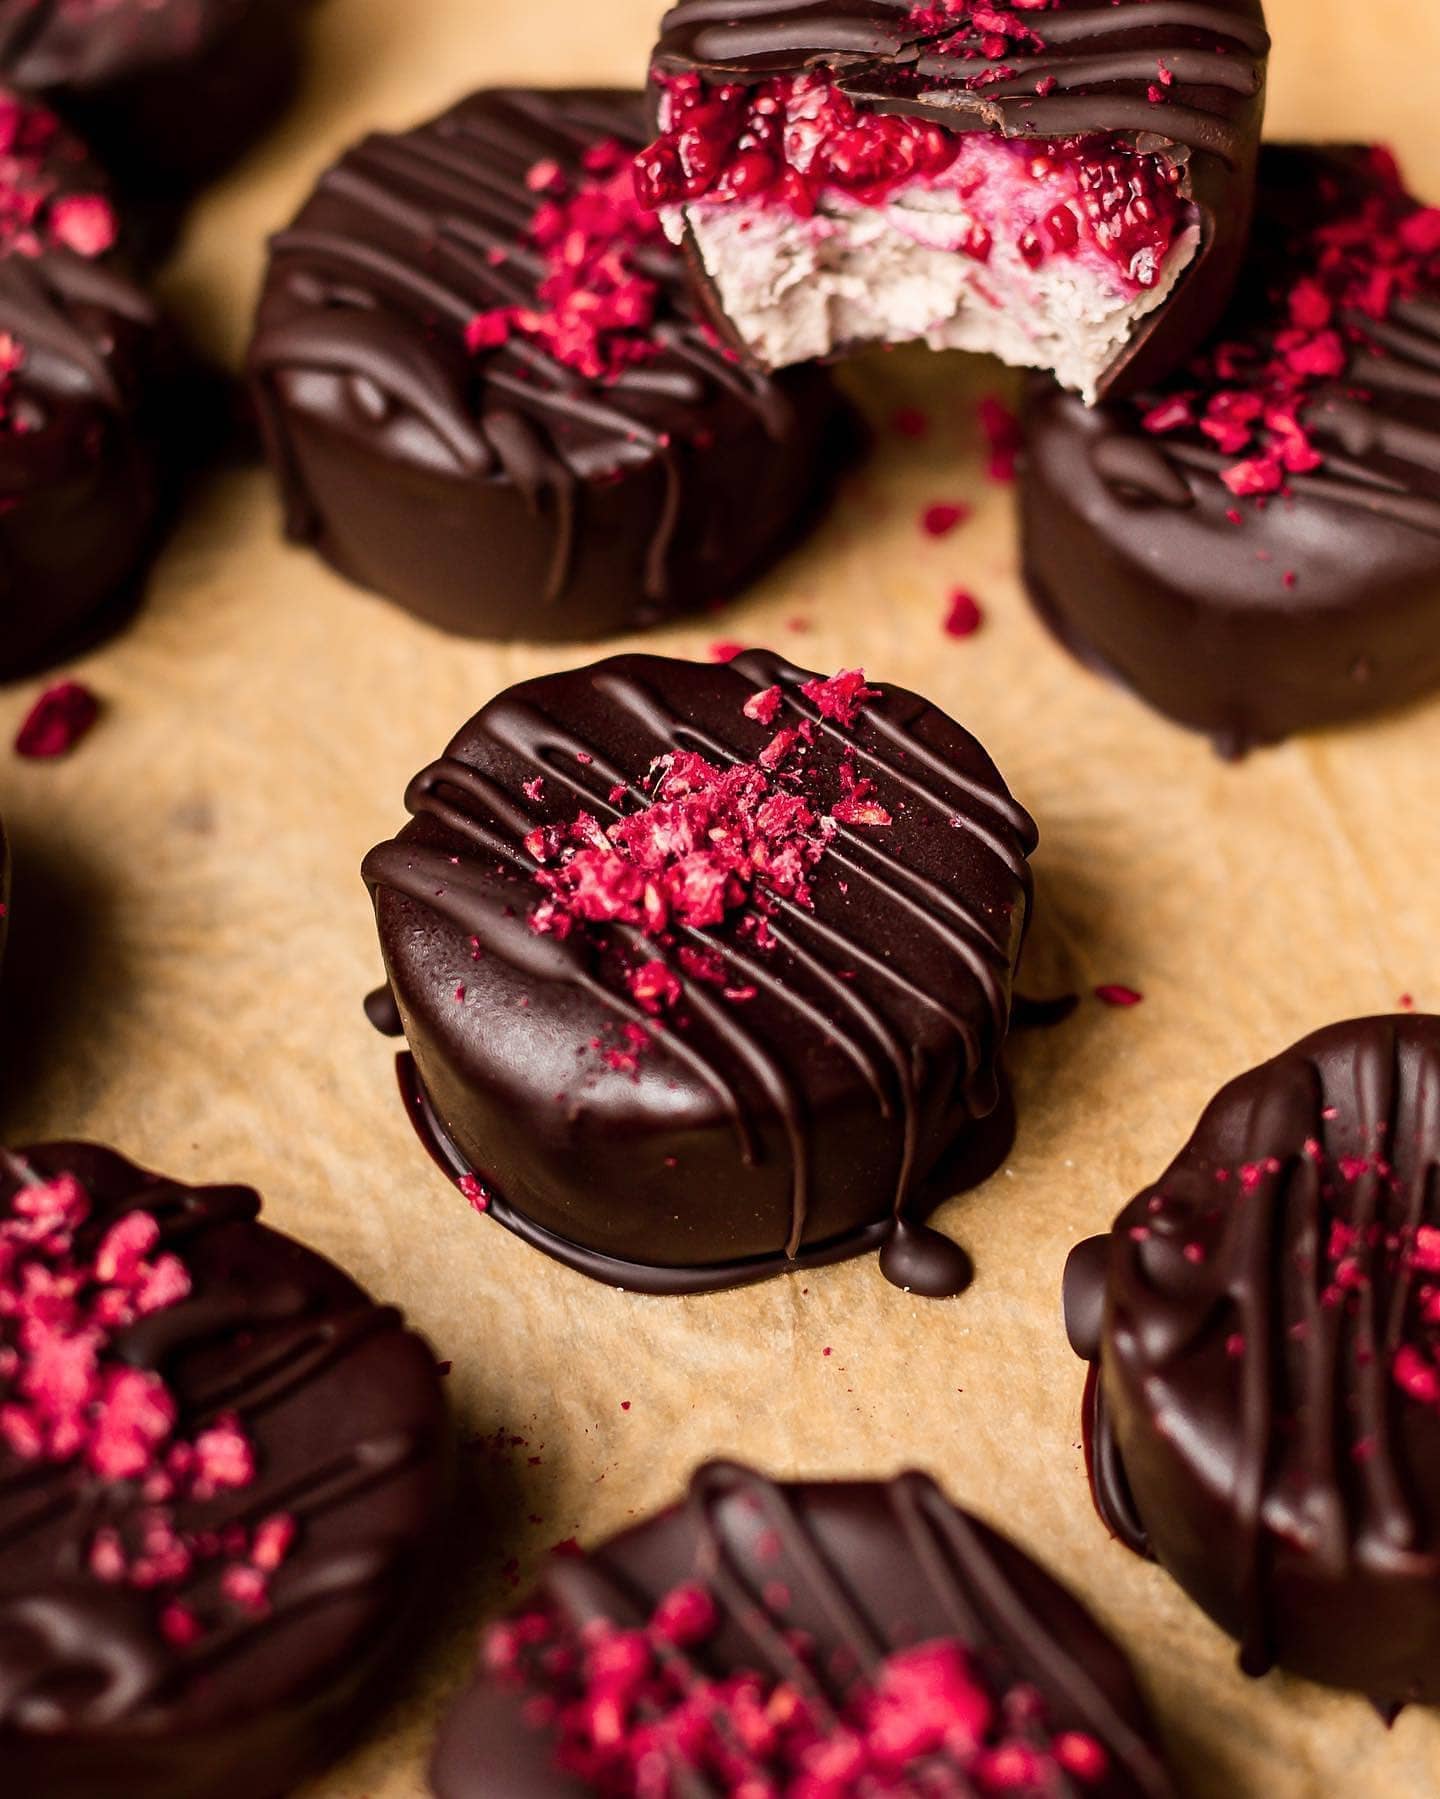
[708,640,744,662]
[922,501,970,538]
[800,668,881,728]
[743,685,783,724]
[891,405,930,439]
[48,192,117,258]
[1094,984,1143,1007]
[466,137,665,382]
[15,679,99,757]
[944,590,984,638]
[483,1587,1113,1794]
[458,1172,489,1213]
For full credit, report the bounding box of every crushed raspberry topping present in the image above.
[14,678,99,758]
[466,137,668,381]
[1141,148,1440,497]
[636,72,1184,289]
[0,95,117,427]
[484,1581,1110,1795]
[525,673,891,1026]
[0,1167,295,1636]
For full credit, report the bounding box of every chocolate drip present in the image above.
[431,1463,1178,1798]
[1067,1016,1440,1705]
[364,651,1035,1295]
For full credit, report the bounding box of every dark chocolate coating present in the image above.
[363,649,1036,1295]
[650,0,1268,400]
[0,1141,452,1798]
[0,106,164,681]
[1065,1015,1440,1705]
[248,89,843,643]
[1023,146,1440,756]
[431,1461,1176,1798]
[0,0,299,189]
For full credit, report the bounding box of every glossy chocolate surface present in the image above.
[0,0,297,187]
[0,93,164,681]
[249,88,842,642]
[431,1462,1176,1797]
[0,1141,452,1798]
[364,649,1036,1295]
[1023,146,1440,756]
[1066,1015,1440,1705]
[649,0,1269,399]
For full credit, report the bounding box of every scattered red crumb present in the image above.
[978,396,1022,482]
[465,138,667,381]
[619,1400,631,1411]
[1094,984,1143,1007]
[458,1172,489,1213]
[48,191,117,258]
[1141,147,1440,498]
[484,1586,1112,1794]
[0,1168,295,1639]
[1399,993,1415,1011]
[944,590,985,638]
[709,640,744,663]
[14,679,99,758]
[921,500,971,538]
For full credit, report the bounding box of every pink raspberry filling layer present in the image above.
[636,74,1193,399]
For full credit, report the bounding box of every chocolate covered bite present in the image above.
[0,0,299,189]
[641,0,1268,402]
[0,90,165,680]
[364,649,1036,1297]
[431,1461,1176,1797]
[1066,1015,1440,1708]
[248,89,842,643]
[1024,146,1440,756]
[0,1141,451,1798]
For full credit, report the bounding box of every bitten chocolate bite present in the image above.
[0,90,164,680]
[0,0,299,189]
[0,1142,452,1798]
[1023,146,1440,756]
[248,89,842,643]
[641,0,1268,401]
[363,650,1036,1297]
[431,1461,1176,1797]
[1065,1015,1440,1708]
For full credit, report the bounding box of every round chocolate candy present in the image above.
[431,1461,1176,1797]
[0,90,166,680]
[641,0,1268,403]
[1023,145,1440,757]
[0,0,299,189]
[0,1141,452,1797]
[363,649,1036,1297]
[1065,1014,1440,1707]
[248,88,842,643]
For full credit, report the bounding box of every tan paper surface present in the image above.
[2,1,1439,1792]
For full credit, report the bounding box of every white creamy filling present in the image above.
[665,183,1198,404]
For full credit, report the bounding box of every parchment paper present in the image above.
[2,2,1438,1792]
